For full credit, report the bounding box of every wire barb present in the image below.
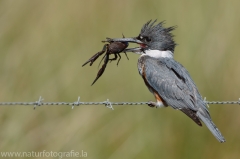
[34,96,44,110]
[72,96,81,109]
[104,99,114,110]
[204,97,209,108]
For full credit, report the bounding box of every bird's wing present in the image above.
[139,56,225,142]
[140,56,208,113]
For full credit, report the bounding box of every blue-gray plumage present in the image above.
[138,55,225,142]
[107,20,225,143]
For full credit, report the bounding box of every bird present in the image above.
[108,20,226,143]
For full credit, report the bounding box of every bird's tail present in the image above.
[196,111,226,143]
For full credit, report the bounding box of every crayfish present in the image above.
[82,37,129,85]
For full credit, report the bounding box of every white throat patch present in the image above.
[141,50,173,58]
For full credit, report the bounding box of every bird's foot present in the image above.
[147,101,157,108]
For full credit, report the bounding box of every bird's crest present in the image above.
[139,20,177,52]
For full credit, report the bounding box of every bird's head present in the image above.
[136,20,177,53]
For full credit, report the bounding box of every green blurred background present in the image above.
[0,0,240,159]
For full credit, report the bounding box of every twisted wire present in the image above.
[0,96,239,110]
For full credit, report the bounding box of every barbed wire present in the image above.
[0,96,239,110]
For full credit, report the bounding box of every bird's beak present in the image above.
[104,37,144,44]
[103,37,147,54]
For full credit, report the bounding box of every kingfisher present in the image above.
[107,20,225,143]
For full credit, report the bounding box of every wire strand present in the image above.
[0,96,239,110]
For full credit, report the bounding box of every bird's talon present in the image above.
[147,101,156,108]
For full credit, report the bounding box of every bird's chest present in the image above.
[137,57,145,75]
[137,50,173,75]
[138,56,153,93]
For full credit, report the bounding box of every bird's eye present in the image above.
[137,35,151,42]
[146,37,151,42]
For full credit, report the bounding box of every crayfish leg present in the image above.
[82,44,108,67]
[109,54,118,63]
[124,51,129,60]
[116,54,121,66]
